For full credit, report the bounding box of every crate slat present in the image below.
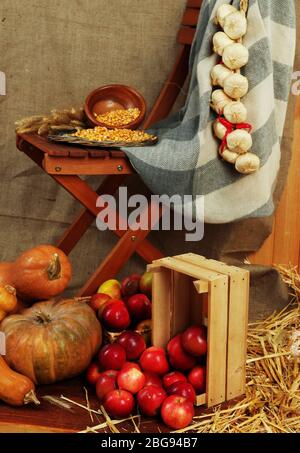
[151,257,223,281]
[206,277,228,407]
[152,268,172,348]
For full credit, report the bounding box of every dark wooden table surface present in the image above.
[0,376,241,433]
[0,377,180,433]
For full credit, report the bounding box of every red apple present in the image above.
[101,369,118,380]
[126,294,152,322]
[98,344,126,370]
[188,366,206,393]
[137,385,167,417]
[98,279,121,300]
[181,326,207,357]
[86,362,102,386]
[117,364,146,394]
[121,274,141,297]
[167,335,197,371]
[88,293,111,313]
[116,331,146,360]
[103,389,135,419]
[96,373,117,401]
[139,271,153,297]
[161,395,194,430]
[139,347,169,375]
[163,371,187,389]
[167,381,196,404]
[144,372,163,388]
[121,362,141,371]
[101,300,131,331]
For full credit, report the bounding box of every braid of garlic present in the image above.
[211,1,260,175]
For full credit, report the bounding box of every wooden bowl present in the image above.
[85,85,146,129]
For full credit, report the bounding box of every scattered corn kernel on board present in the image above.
[48,129,158,148]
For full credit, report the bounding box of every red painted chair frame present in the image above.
[16,0,202,296]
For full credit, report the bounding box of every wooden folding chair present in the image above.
[16,0,202,296]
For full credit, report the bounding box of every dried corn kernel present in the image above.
[72,126,155,143]
[94,108,141,127]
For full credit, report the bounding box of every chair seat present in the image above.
[17,133,134,175]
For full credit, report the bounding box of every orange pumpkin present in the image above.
[1,298,102,384]
[0,245,72,301]
[0,285,18,322]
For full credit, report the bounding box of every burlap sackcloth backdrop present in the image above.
[0,0,298,319]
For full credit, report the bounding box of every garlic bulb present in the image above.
[215,4,238,28]
[226,130,252,154]
[223,101,247,124]
[223,73,249,99]
[222,43,249,70]
[211,89,232,114]
[219,147,239,164]
[223,11,247,40]
[213,32,234,56]
[213,120,227,140]
[235,153,261,174]
[211,64,233,87]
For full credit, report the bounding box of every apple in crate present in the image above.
[137,385,167,417]
[167,335,197,371]
[121,274,141,297]
[181,326,207,357]
[98,279,121,300]
[188,366,206,393]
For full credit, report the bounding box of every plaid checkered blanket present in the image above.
[124,0,296,224]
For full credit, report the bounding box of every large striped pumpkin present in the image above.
[1,298,102,384]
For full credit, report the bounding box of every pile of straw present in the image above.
[62,266,300,433]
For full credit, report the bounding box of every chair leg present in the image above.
[57,175,126,255]
[77,200,163,296]
[51,173,164,264]
[18,142,165,288]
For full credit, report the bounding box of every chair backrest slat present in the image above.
[187,0,202,8]
[178,0,202,45]
[177,26,197,46]
[144,0,203,126]
[182,8,200,26]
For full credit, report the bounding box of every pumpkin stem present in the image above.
[24,389,40,406]
[35,311,52,325]
[47,253,61,281]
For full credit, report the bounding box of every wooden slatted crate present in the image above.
[148,253,249,408]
